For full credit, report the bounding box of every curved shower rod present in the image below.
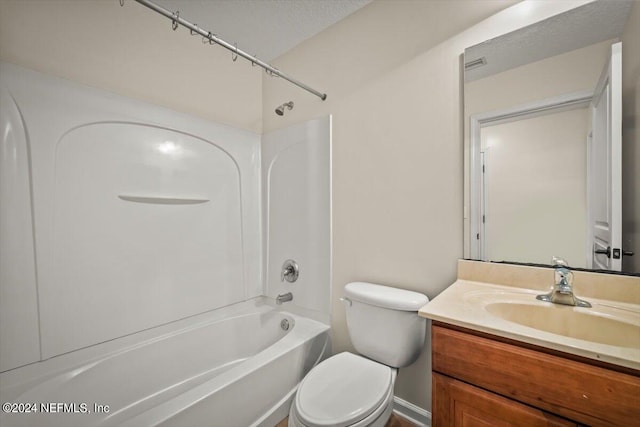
[127,0,328,101]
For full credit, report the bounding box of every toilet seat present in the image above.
[291,352,394,427]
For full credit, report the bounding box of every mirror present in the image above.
[463,0,638,274]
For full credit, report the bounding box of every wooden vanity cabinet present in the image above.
[431,323,640,427]
[433,373,579,426]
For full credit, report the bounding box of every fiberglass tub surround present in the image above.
[0,62,331,427]
[0,61,261,368]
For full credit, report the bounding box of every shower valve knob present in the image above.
[281,259,299,283]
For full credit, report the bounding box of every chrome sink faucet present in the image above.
[536,257,592,308]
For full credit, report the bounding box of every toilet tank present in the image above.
[344,282,429,368]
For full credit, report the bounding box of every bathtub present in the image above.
[0,299,330,427]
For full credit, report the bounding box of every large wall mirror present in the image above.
[463,0,638,274]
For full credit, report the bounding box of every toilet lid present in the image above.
[294,352,392,427]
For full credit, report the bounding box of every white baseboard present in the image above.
[392,396,431,427]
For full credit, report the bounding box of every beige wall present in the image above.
[622,1,640,273]
[261,0,608,411]
[0,0,262,133]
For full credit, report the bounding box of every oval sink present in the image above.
[485,302,640,349]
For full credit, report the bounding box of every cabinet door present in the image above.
[432,324,640,426]
[433,373,578,427]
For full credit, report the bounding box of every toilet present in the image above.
[288,282,429,427]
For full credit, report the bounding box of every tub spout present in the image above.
[276,292,293,305]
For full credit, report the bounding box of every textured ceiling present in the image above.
[153,0,372,62]
[464,0,633,82]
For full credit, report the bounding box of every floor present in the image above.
[276,413,418,427]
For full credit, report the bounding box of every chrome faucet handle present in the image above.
[281,266,292,281]
[281,259,299,283]
[552,256,569,268]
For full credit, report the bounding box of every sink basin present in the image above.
[420,275,640,369]
[485,302,640,349]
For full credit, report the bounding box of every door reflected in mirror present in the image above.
[463,0,638,274]
[479,106,589,267]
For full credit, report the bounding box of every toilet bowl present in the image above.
[289,282,428,427]
[288,352,396,427]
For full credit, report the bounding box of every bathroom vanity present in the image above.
[432,324,638,426]
[420,260,640,427]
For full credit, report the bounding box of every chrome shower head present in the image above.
[275,101,294,116]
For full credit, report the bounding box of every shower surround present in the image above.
[0,61,331,426]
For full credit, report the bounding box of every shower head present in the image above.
[275,101,294,116]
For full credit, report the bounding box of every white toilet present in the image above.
[288,282,429,427]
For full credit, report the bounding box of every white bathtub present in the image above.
[0,300,330,427]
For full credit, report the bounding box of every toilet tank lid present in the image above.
[344,282,428,311]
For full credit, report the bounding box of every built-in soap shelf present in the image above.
[117,195,209,205]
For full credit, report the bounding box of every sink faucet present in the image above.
[536,257,591,307]
[276,292,293,305]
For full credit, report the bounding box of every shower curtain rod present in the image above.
[129,0,328,101]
